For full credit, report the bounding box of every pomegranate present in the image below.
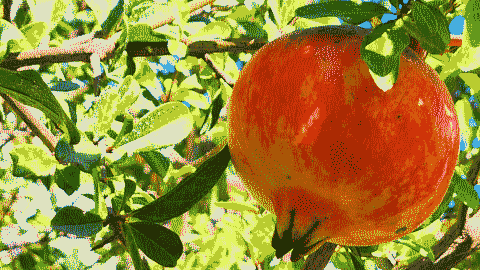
[227,25,460,261]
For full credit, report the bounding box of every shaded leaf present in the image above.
[118,102,194,153]
[139,150,170,180]
[455,98,475,153]
[214,201,259,213]
[54,133,102,173]
[452,171,480,210]
[99,0,125,38]
[209,92,224,130]
[407,1,450,54]
[49,80,81,92]
[9,144,56,179]
[128,222,183,267]
[186,21,232,43]
[0,68,80,144]
[360,21,410,90]
[51,206,103,238]
[296,2,391,25]
[93,75,141,134]
[55,165,81,196]
[130,144,230,223]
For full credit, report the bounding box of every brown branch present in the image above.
[0,37,116,70]
[393,257,433,270]
[204,54,236,86]
[302,243,337,270]
[186,127,198,162]
[2,0,12,21]
[151,0,217,29]
[0,93,58,153]
[0,128,30,140]
[0,190,17,223]
[125,38,265,58]
[434,229,472,269]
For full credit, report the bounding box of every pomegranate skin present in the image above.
[227,25,460,260]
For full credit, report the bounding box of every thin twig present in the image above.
[0,93,58,153]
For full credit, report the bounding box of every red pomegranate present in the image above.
[227,25,460,261]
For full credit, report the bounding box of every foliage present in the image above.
[0,0,478,269]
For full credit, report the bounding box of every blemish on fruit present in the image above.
[395,227,407,234]
[445,105,454,117]
[303,45,313,57]
[418,99,424,106]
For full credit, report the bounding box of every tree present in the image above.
[0,0,477,269]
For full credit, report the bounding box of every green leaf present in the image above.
[209,92,224,130]
[117,102,194,153]
[111,114,134,148]
[406,2,450,54]
[389,0,400,10]
[27,0,69,29]
[393,238,436,263]
[458,73,480,96]
[9,144,57,179]
[152,24,180,40]
[82,194,95,200]
[172,89,209,110]
[267,0,282,29]
[128,222,183,267]
[130,144,230,223]
[424,0,447,9]
[54,133,102,173]
[465,0,480,47]
[123,223,147,270]
[112,195,133,213]
[347,250,366,270]
[114,178,138,214]
[20,22,49,49]
[214,201,259,213]
[186,21,232,43]
[296,2,392,25]
[51,206,103,238]
[168,39,188,59]
[138,150,170,180]
[0,68,81,144]
[455,98,475,153]
[438,0,480,77]
[452,171,480,211]
[178,74,203,91]
[18,253,36,269]
[12,5,32,30]
[127,23,168,43]
[274,0,306,28]
[237,21,269,39]
[55,165,81,196]
[124,178,137,200]
[348,245,380,254]
[93,75,141,135]
[172,0,190,32]
[360,21,410,90]
[99,0,125,38]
